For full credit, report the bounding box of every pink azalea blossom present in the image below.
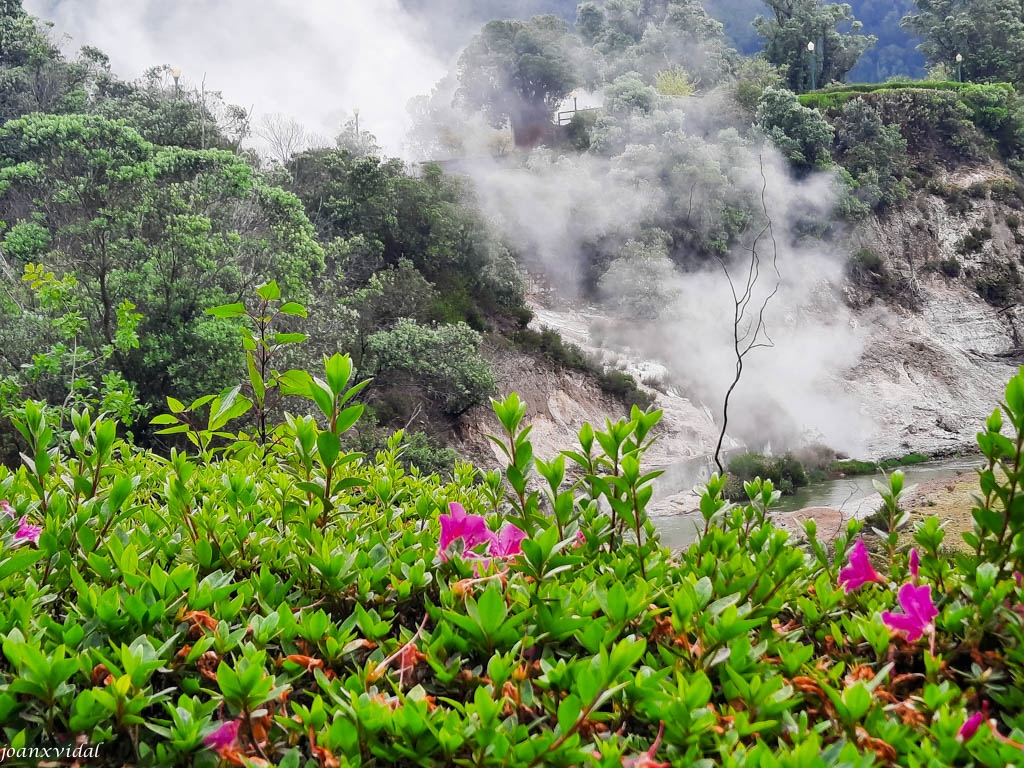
[203,719,239,751]
[13,516,42,547]
[909,549,920,583]
[439,502,491,558]
[489,523,527,558]
[882,583,938,642]
[1,500,13,518]
[838,541,883,593]
[957,707,986,743]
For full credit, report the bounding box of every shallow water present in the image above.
[652,455,983,550]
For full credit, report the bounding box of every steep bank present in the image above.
[844,162,1024,457]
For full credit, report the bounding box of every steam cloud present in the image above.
[25,0,449,154]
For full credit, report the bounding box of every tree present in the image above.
[0,1,91,123]
[755,87,835,171]
[365,319,496,415]
[902,0,1024,85]
[456,15,580,147]
[754,0,876,92]
[598,232,679,319]
[258,112,320,165]
[576,0,737,86]
[287,148,523,324]
[833,98,909,209]
[0,113,324,413]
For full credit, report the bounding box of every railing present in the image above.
[556,106,601,126]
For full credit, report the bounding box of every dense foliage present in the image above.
[0,0,563,461]
[754,0,876,92]
[1,295,1024,764]
[903,0,1024,87]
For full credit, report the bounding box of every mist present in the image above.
[25,0,450,154]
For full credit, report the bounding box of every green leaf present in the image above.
[334,404,363,436]
[277,302,308,317]
[205,303,247,319]
[556,694,581,733]
[317,432,340,469]
[246,351,265,405]
[256,281,281,301]
[324,354,352,398]
[0,548,43,581]
[273,332,308,345]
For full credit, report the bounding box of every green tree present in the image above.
[0,113,323,414]
[833,98,909,209]
[576,0,737,86]
[0,0,91,123]
[902,0,1024,85]
[754,0,876,92]
[756,87,835,171]
[287,148,523,324]
[455,15,580,146]
[598,232,680,319]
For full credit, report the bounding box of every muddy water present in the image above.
[652,455,983,550]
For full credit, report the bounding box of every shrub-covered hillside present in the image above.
[0,1,664,470]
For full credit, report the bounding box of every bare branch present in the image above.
[712,155,781,475]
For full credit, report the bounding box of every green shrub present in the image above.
[512,327,593,372]
[830,458,879,475]
[725,451,808,499]
[975,261,1021,306]
[956,223,993,255]
[365,319,496,415]
[939,257,962,278]
[399,430,460,477]
[880,452,931,469]
[595,368,656,411]
[2,314,1024,767]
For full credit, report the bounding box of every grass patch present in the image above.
[832,453,932,475]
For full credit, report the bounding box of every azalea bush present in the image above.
[0,290,1023,766]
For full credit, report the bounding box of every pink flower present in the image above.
[838,541,883,593]
[957,707,987,743]
[1,501,13,518]
[13,516,42,547]
[439,502,491,559]
[882,583,938,642]
[622,721,668,768]
[909,549,920,583]
[489,523,527,558]
[203,720,239,751]
[574,530,586,548]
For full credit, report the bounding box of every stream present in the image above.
[652,455,984,549]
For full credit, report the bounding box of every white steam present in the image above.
[25,0,448,154]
